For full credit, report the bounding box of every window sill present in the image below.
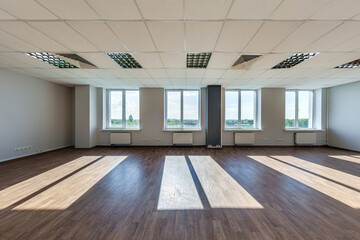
[224,128,263,132]
[101,129,141,132]
[284,128,325,132]
[163,129,202,132]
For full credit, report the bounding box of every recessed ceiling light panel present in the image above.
[25,52,78,68]
[335,59,360,69]
[272,53,319,69]
[187,52,212,68]
[106,52,142,69]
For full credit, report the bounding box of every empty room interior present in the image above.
[1,0,360,239]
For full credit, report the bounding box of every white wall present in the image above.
[0,69,74,162]
[328,81,360,152]
[96,87,327,146]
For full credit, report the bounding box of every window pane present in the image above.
[183,91,199,129]
[241,91,255,128]
[298,91,312,128]
[126,91,139,128]
[109,91,123,128]
[285,91,296,128]
[225,91,239,128]
[166,91,181,128]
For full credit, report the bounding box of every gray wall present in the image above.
[97,87,327,146]
[0,69,74,162]
[328,81,360,151]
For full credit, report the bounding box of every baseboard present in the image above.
[0,145,73,163]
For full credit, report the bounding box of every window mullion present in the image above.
[238,90,241,128]
[180,90,184,129]
[122,90,126,128]
[295,91,299,128]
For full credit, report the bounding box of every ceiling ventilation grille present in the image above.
[107,52,142,68]
[25,52,78,68]
[335,59,360,69]
[231,54,262,69]
[187,52,212,68]
[272,53,318,69]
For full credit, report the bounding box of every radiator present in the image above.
[295,133,316,145]
[110,133,131,145]
[234,133,255,145]
[173,133,193,145]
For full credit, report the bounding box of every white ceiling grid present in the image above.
[0,0,358,89]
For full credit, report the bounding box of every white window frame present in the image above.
[225,89,258,129]
[285,90,314,129]
[106,89,140,129]
[164,89,201,130]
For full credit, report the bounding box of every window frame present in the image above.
[285,90,314,129]
[164,89,201,130]
[224,89,258,129]
[106,89,140,129]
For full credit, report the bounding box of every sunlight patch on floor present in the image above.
[157,156,203,210]
[189,156,263,209]
[329,155,360,164]
[249,156,360,208]
[0,156,101,210]
[272,156,360,191]
[14,156,126,210]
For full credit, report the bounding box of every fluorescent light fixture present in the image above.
[272,52,319,69]
[106,52,142,69]
[335,59,360,69]
[25,52,78,68]
[186,52,212,68]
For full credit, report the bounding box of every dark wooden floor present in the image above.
[0,146,360,240]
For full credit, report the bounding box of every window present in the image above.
[165,90,200,129]
[107,90,140,129]
[225,90,257,129]
[285,90,313,129]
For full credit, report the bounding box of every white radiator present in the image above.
[234,133,255,145]
[295,133,316,145]
[110,133,131,145]
[173,133,193,145]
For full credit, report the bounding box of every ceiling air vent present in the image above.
[25,52,78,68]
[56,53,97,69]
[231,54,262,69]
[272,52,318,69]
[107,52,142,69]
[335,59,360,69]
[187,52,212,68]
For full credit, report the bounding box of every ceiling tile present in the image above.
[77,53,120,69]
[167,69,186,78]
[222,69,246,78]
[215,21,263,52]
[127,69,151,78]
[0,28,41,51]
[159,53,185,68]
[108,21,156,51]
[87,0,142,20]
[250,53,293,69]
[269,0,331,20]
[273,21,341,53]
[293,52,346,69]
[37,0,99,20]
[186,69,205,78]
[0,42,14,51]
[185,0,233,20]
[136,0,183,20]
[203,69,225,79]
[147,22,184,52]
[311,0,360,20]
[0,22,69,51]
[186,21,223,52]
[146,69,169,79]
[243,21,303,53]
[331,34,360,52]
[29,22,98,52]
[67,21,127,51]
[228,0,282,19]
[105,69,134,79]
[303,22,360,52]
[4,52,57,68]
[132,53,163,68]
[207,52,239,69]
[0,0,58,19]
[240,69,266,78]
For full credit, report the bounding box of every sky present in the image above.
[110,90,139,120]
[167,91,199,120]
[225,91,255,120]
[285,91,312,119]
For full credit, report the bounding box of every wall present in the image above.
[328,81,360,152]
[97,88,206,146]
[97,87,327,146]
[0,69,74,162]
